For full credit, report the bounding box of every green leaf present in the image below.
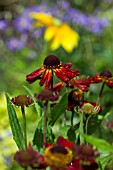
[60,125,70,138]
[99,154,112,170]
[5,93,25,149]
[33,128,44,149]
[67,126,76,142]
[48,92,68,126]
[84,135,113,152]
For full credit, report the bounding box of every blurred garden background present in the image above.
[0,0,113,169]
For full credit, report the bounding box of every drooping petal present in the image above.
[61,66,79,78]
[39,69,52,87]
[26,67,45,84]
[54,69,70,82]
[63,63,72,68]
[106,80,113,88]
[44,25,58,41]
[88,75,103,83]
[71,79,90,91]
[74,84,89,92]
[60,24,79,52]
[30,12,54,26]
[52,82,64,92]
[50,29,61,51]
[45,70,53,88]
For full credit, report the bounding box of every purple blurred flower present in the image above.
[6,38,25,51]
[86,16,109,34]
[14,16,32,32]
[68,7,109,34]
[57,0,70,10]
[0,19,7,30]
[32,29,42,38]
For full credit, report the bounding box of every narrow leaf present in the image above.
[85,135,113,152]
[99,155,112,170]
[48,93,68,126]
[5,93,25,149]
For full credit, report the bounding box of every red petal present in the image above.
[75,84,88,92]
[39,70,52,87]
[52,82,64,92]
[26,67,45,84]
[57,136,74,149]
[88,75,102,83]
[45,70,53,88]
[54,69,70,82]
[63,63,72,68]
[61,67,79,78]
[106,80,113,88]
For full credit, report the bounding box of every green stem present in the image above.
[21,106,27,149]
[64,112,66,126]
[79,112,85,144]
[44,103,47,144]
[71,110,74,127]
[85,115,92,135]
[96,81,105,105]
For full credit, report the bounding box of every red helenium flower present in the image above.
[14,144,48,169]
[26,55,79,88]
[88,70,113,88]
[44,136,74,168]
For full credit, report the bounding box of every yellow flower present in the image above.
[30,12,79,52]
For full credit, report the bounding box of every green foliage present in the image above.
[84,135,113,152]
[5,93,25,149]
[33,128,44,150]
[48,93,68,126]
[67,126,76,142]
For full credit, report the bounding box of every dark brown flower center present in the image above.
[19,150,33,161]
[11,95,33,107]
[50,145,68,154]
[43,55,60,67]
[100,70,112,78]
[81,146,93,156]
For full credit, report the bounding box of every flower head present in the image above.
[67,89,84,111]
[26,55,79,88]
[34,89,58,101]
[68,144,99,170]
[30,12,79,52]
[88,70,113,88]
[14,144,48,169]
[44,136,74,168]
[81,103,95,114]
[11,95,33,107]
[74,144,99,162]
